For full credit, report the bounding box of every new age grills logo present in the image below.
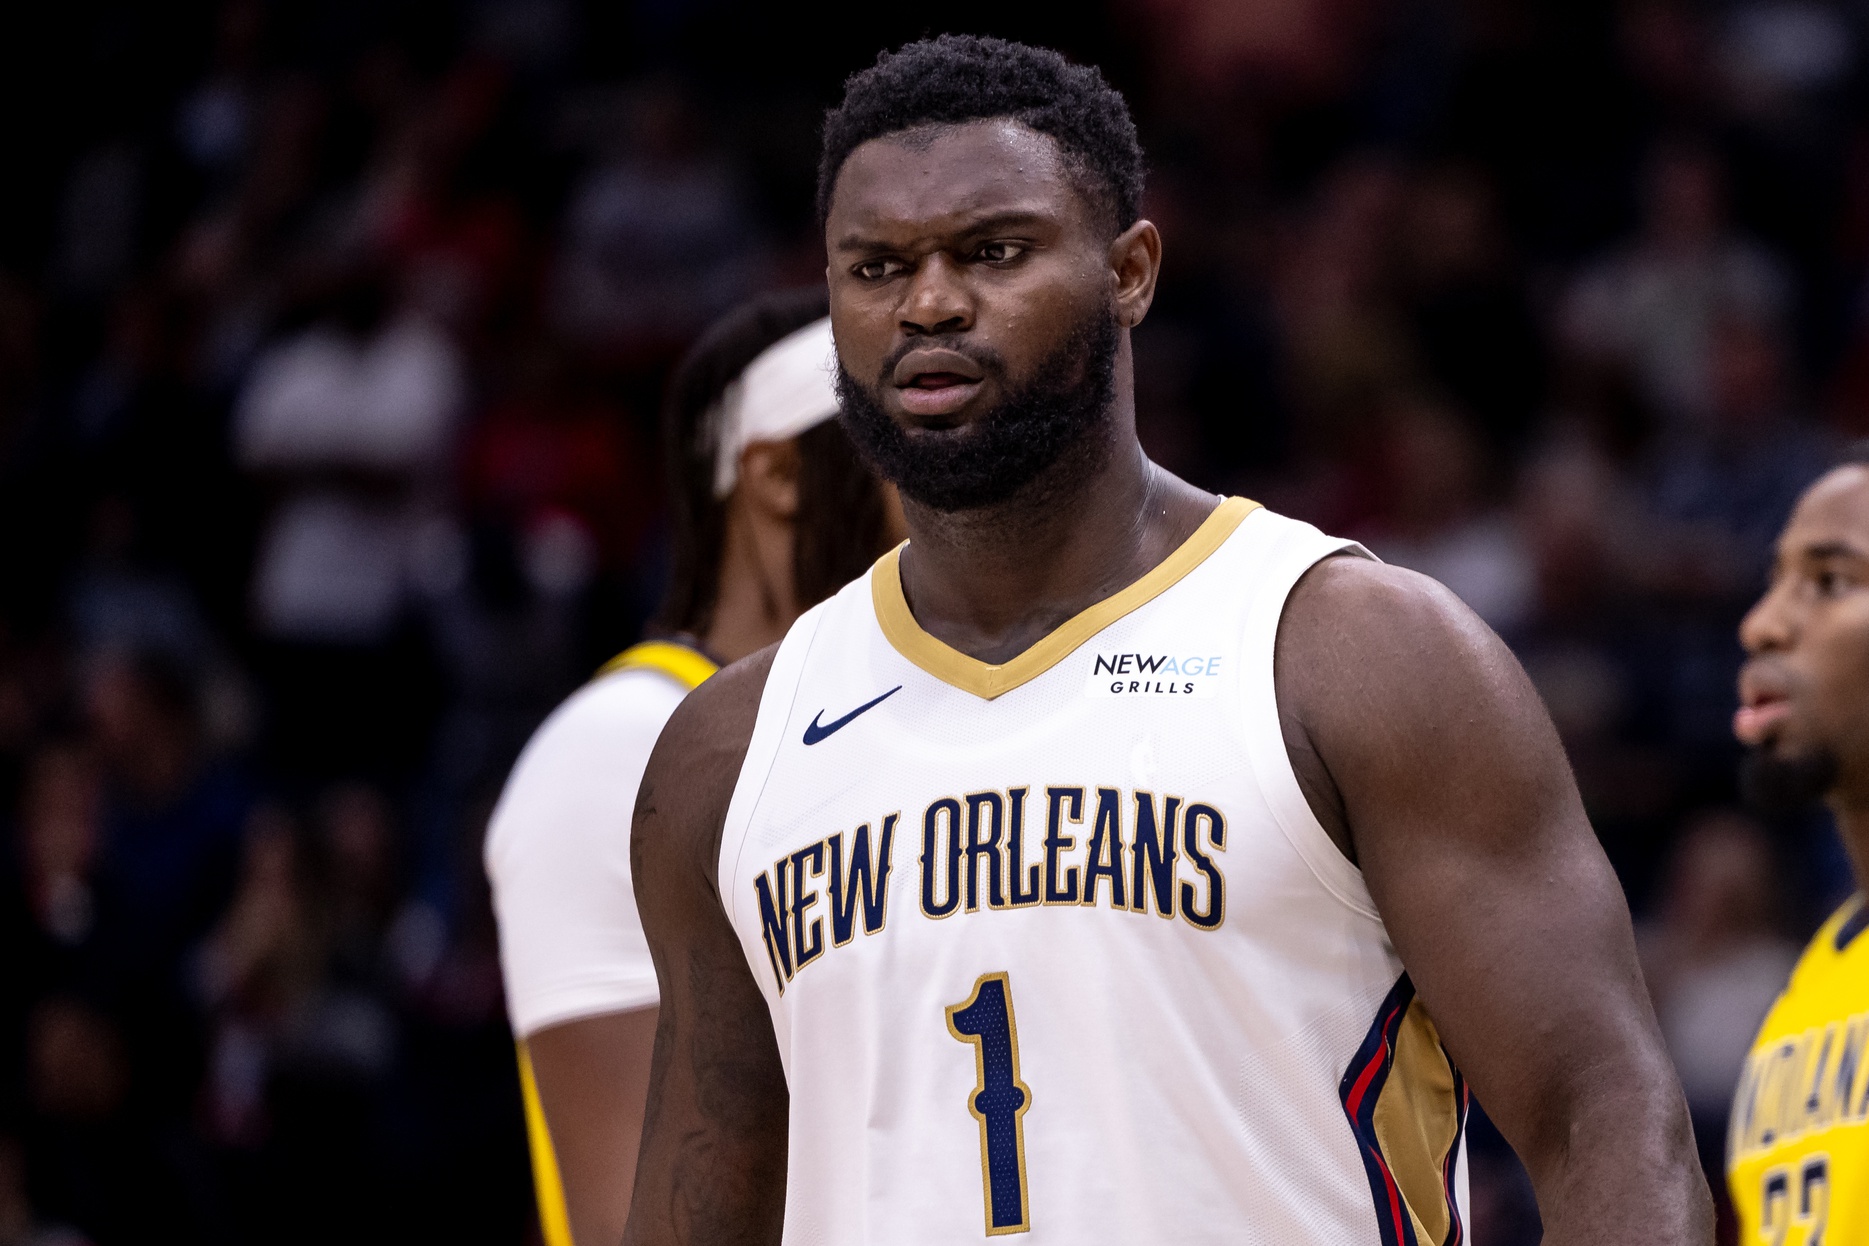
[1086,652,1225,698]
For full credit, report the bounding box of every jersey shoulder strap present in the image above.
[596,639,718,690]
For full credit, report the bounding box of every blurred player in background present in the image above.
[483,289,902,1246]
[1728,446,1869,1245]
[628,35,1708,1246]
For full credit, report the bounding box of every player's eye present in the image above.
[973,241,1027,264]
[1807,561,1859,597]
[852,257,908,281]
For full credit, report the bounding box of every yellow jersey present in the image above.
[1728,894,1869,1246]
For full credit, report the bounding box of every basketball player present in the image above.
[484,289,901,1246]
[1727,448,1869,1245]
[626,37,1711,1244]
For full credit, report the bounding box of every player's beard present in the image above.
[1739,743,1840,816]
[834,303,1120,512]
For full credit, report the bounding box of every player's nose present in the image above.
[899,253,973,337]
[1739,581,1795,655]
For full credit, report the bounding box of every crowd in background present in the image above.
[0,1,1864,1241]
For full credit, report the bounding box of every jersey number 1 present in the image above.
[947,972,1033,1235]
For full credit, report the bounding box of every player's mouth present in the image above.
[894,349,985,420]
[1734,668,1794,746]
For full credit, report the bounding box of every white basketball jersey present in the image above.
[720,498,1470,1245]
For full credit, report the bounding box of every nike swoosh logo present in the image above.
[802,686,902,745]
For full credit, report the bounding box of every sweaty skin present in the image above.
[625,120,1711,1245]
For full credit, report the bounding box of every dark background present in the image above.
[0,1,1863,1242]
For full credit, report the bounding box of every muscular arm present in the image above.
[528,1006,658,1246]
[623,648,787,1246]
[1278,557,1711,1244]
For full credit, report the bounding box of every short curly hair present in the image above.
[818,35,1145,235]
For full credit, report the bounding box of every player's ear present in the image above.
[1109,219,1161,330]
[737,438,802,520]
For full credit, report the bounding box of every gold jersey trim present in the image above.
[871,496,1261,701]
[518,1041,574,1246]
[596,639,718,690]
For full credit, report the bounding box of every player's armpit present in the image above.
[624,647,787,1246]
[1277,557,1713,1245]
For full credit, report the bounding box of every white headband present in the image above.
[711,316,841,497]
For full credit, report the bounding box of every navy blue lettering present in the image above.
[1005,788,1041,906]
[965,792,1007,911]
[828,816,895,946]
[1179,802,1227,929]
[921,798,964,917]
[789,841,825,970]
[1082,787,1127,908]
[753,862,793,989]
[1043,786,1083,903]
[1130,793,1179,916]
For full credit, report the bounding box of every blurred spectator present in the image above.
[1396,165,1545,453]
[175,2,264,185]
[66,498,214,672]
[318,784,403,989]
[195,807,324,1147]
[236,269,464,647]
[19,995,195,1243]
[1640,811,1799,1166]
[1276,154,1415,456]
[1715,0,1855,139]
[1641,315,1832,601]
[16,745,102,954]
[1357,395,1535,633]
[548,79,769,354]
[198,799,403,1242]
[0,1132,89,1246]
[1560,140,1792,431]
[235,265,460,779]
[85,652,250,982]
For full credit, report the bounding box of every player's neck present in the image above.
[1828,790,1869,897]
[895,423,1216,668]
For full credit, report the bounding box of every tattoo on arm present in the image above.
[626,652,788,1246]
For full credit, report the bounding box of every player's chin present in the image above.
[892,396,995,435]
[1739,732,1841,814]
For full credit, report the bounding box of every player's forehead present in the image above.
[826,118,1085,244]
[1779,465,1869,563]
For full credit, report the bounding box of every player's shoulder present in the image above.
[1749,895,1869,1047]
[1782,895,1869,1009]
[632,643,781,895]
[653,643,777,764]
[1279,551,1518,720]
[639,644,779,821]
[1284,550,1491,648]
